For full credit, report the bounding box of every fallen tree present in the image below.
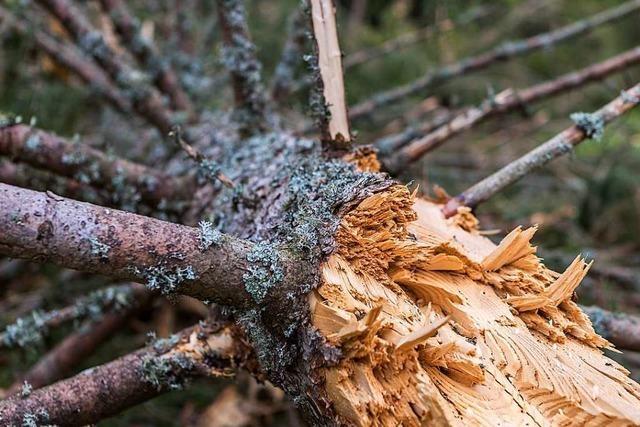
[0,0,639,425]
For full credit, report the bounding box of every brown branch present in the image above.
[271,6,308,104]
[309,0,351,148]
[581,306,640,352]
[97,0,195,117]
[0,124,193,208]
[343,5,490,70]
[7,289,151,393]
[384,46,640,173]
[0,283,146,350]
[34,0,181,136]
[216,0,269,137]
[0,183,308,310]
[349,0,640,121]
[0,158,108,205]
[443,83,640,217]
[0,6,131,115]
[0,322,255,426]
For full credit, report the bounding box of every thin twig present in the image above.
[384,46,640,173]
[349,0,640,121]
[443,83,640,217]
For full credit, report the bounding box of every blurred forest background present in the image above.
[1,0,640,425]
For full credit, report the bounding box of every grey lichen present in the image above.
[243,241,284,303]
[20,381,32,398]
[24,133,41,151]
[21,408,49,427]
[2,310,48,349]
[198,220,223,250]
[136,264,197,295]
[621,89,640,104]
[570,112,604,141]
[75,285,134,320]
[89,236,111,259]
[196,159,223,184]
[141,354,193,391]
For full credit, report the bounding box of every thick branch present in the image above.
[384,46,640,173]
[0,6,131,114]
[217,0,269,137]
[35,0,180,136]
[309,0,351,147]
[0,184,307,310]
[349,0,640,121]
[582,306,640,352]
[0,124,192,208]
[443,83,640,217]
[0,322,255,426]
[97,0,195,116]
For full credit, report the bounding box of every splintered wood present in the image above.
[311,185,640,426]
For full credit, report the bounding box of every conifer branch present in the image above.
[349,0,640,121]
[443,83,640,217]
[0,124,193,208]
[97,0,195,117]
[216,0,269,137]
[384,46,640,173]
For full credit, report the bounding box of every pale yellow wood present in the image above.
[312,183,640,426]
[310,0,351,142]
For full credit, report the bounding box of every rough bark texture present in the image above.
[0,322,255,426]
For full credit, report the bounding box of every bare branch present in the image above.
[216,0,269,137]
[0,183,308,310]
[97,0,195,117]
[34,0,181,136]
[271,6,308,104]
[308,0,351,148]
[384,46,640,173]
[349,0,640,121]
[0,6,131,115]
[0,124,193,208]
[0,322,255,426]
[443,83,640,217]
[581,306,640,352]
[343,5,490,70]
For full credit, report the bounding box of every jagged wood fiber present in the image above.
[312,182,640,426]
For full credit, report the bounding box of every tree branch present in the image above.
[581,305,640,352]
[0,124,193,209]
[443,82,640,217]
[308,0,351,148]
[343,6,490,70]
[0,183,307,310]
[384,46,640,173]
[0,322,255,426]
[271,6,308,104]
[97,0,195,117]
[216,0,269,137]
[34,0,181,136]
[349,0,640,121]
[0,6,132,115]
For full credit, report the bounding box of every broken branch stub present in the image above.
[309,0,351,148]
